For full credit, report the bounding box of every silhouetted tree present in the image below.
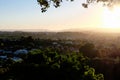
[79,43,97,58]
[37,0,115,12]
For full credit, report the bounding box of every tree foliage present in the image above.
[37,0,114,12]
[79,43,98,58]
[0,49,104,80]
[20,49,104,80]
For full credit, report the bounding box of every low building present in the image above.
[14,49,28,55]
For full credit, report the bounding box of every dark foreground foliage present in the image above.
[0,49,104,80]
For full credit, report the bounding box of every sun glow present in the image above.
[102,6,120,29]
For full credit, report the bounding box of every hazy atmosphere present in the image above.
[1,0,120,32]
[1,1,120,80]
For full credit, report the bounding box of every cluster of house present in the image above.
[0,49,29,67]
[0,40,81,67]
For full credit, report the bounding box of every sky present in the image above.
[0,0,119,32]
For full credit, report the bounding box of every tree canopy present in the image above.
[37,0,117,12]
[0,48,104,80]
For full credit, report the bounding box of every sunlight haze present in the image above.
[0,0,120,32]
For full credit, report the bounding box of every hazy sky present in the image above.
[0,0,119,32]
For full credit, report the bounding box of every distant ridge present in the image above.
[0,27,120,33]
[0,29,52,32]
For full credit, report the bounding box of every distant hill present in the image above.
[0,31,120,40]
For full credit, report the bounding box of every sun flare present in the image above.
[102,6,120,29]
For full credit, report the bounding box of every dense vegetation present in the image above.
[0,49,103,80]
[0,31,120,80]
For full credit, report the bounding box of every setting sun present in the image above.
[102,6,120,29]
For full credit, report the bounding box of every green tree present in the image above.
[79,43,97,58]
[25,49,104,80]
[2,49,104,80]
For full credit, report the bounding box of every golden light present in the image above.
[102,6,120,29]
